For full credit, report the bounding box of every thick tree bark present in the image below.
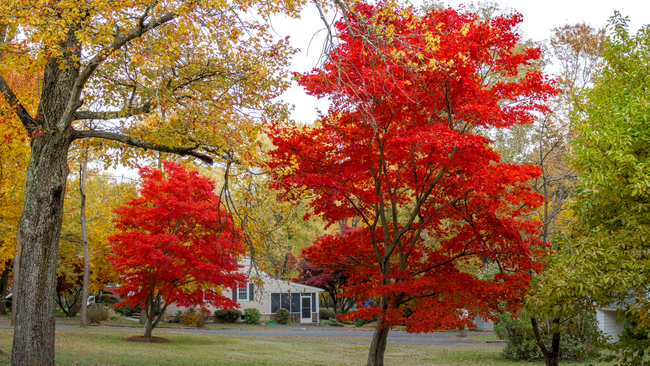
[366,323,391,366]
[10,226,20,326]
[11,131,73,366]
[79,151,89,327]
[531,317,561,366]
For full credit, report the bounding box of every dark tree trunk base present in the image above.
[11,132,72,366]
[366,325,390,366]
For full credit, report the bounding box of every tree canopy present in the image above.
[270,2,557,365]
[108,162,246,338]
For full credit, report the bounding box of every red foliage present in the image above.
[108,162,246,311]
[269,2,557,334]
[295,229,355,313]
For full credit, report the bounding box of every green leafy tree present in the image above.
[529,14,650,366]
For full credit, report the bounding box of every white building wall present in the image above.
[474,317,494,331]
[164,258,323,321]
[597,309,625,342]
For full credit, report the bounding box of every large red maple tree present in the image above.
[108,162,246,338]
[269,3,556,365]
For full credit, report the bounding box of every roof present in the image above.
[265,277,325,293]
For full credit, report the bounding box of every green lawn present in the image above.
[0,314,271,330]
[0,325,605,366]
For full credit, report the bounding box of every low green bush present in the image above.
[319,308,336,321]
[214,309,227,323]
[244,308,261,324]
[324,319,345,327]
[97,294,120,306]
[114,304,138,317]
[275,308,290,324]
[354,318,369,327]
[225,308,242,323]
[495,311,600,362]
[174,310,183,323]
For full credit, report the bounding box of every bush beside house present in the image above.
[275,308,290,324]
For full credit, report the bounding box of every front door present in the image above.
[300,295,312,323]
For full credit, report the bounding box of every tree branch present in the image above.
[58,5,182,130]
[0,75,36,129]
[72,129,213,164]
[74,102,153,120]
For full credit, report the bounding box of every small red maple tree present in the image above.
[269,3,557,365]
[108,162,246,338]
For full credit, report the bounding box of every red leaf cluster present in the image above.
[108,162,246,310]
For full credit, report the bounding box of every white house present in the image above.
[165,258,325,323]
[596,308,626,342]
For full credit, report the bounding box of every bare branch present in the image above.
[74,102,153,120]
[72,129,213,164]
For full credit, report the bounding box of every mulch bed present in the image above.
[124,336,171,343]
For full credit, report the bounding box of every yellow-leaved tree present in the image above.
[0,69,35,317]
[56,172,135,317]
[0,0,303,363]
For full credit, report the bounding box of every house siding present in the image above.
[597,309,625,342]
[165,259,323,323]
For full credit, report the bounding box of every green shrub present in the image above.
[244,308,261,324]
[87,304,109,325]
[275,308,290,324]
[319,308,336,321]
[114,305,136,317]
[214,309,227,323]
[97,294,120,306]
[174,310,183,323]
[354,318,369,327]
[495,311,600,362]
[324,318,345,327]
[225,308,242,323]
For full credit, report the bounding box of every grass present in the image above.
[0,314,273,330]
[0,325,554,366]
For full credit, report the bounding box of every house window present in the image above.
[238,287,248,301]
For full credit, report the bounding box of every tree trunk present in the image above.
[144,311,154,338]
[366,322,391,366]
[143,295,155,338]
[0,259,10,315]
[10,226,20,326]
[79,150,89,327]
[139,309,147,325]
[531,317,561,366]
[11,132,72,366]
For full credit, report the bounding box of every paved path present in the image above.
[1,322,504,346]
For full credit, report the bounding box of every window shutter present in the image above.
[248,283,254,302]
[232,288,237,301]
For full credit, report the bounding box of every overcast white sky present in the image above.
[270,0,650,124]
